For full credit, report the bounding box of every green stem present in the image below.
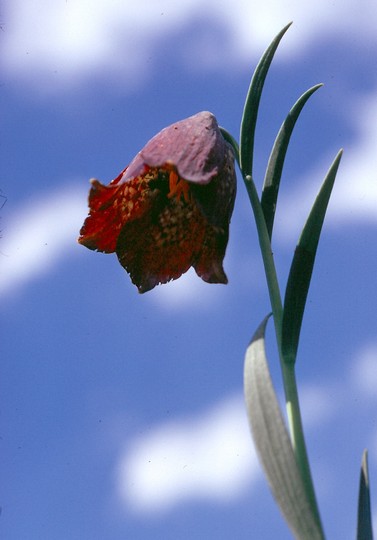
[244,175,283,349]
[243,174,324,536]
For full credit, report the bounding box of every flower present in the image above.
[78,111,237,293]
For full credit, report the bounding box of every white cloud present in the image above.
[145,266,228,310]
[116,395,259,513]
[0,182,236,306]
[115,383,337,514]
[0,184,87,296]
[353,344,377,494]
[299,384,339,427]
[351,343,377,398]
[112,344,377,516]
[329,97,377,224]
[3,82,377,298]
[2,0,377,92]
[274,92,377,242]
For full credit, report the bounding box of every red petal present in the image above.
[78,174,154,253]
[193,227,228,284]
[116,198,209,292]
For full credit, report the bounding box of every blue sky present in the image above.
[1,1,377,539]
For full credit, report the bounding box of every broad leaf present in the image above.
[244,316,324,539]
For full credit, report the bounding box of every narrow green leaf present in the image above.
[261,84,323,239]
[282,149,343,363]
[219,126,240,168]
[244,316,324,540]
[357,450,374,540]
[239,22,292,178]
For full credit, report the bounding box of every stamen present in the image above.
[167,170,191,203]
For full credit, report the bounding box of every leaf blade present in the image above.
[261,84,323,238]
[356,449,374,540]
[282,149,343,363]
[219,126,240,168]
[239,22,292,178]
[244,316,324,539]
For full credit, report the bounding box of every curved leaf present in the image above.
[239,22,292,178]
[219,126,240,168]
[261,84,323,238]
[282,149,343,363]
[357,450,374,540]
[244,316,324,539]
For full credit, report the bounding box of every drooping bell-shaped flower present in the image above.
[78,111,237,293]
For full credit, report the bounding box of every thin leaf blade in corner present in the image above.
[261,84,323,239]
[282,149,343,364]
[357,450,374,540]
[219,126,240,168]
[239,22,292,178]
[244,316,324,539]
